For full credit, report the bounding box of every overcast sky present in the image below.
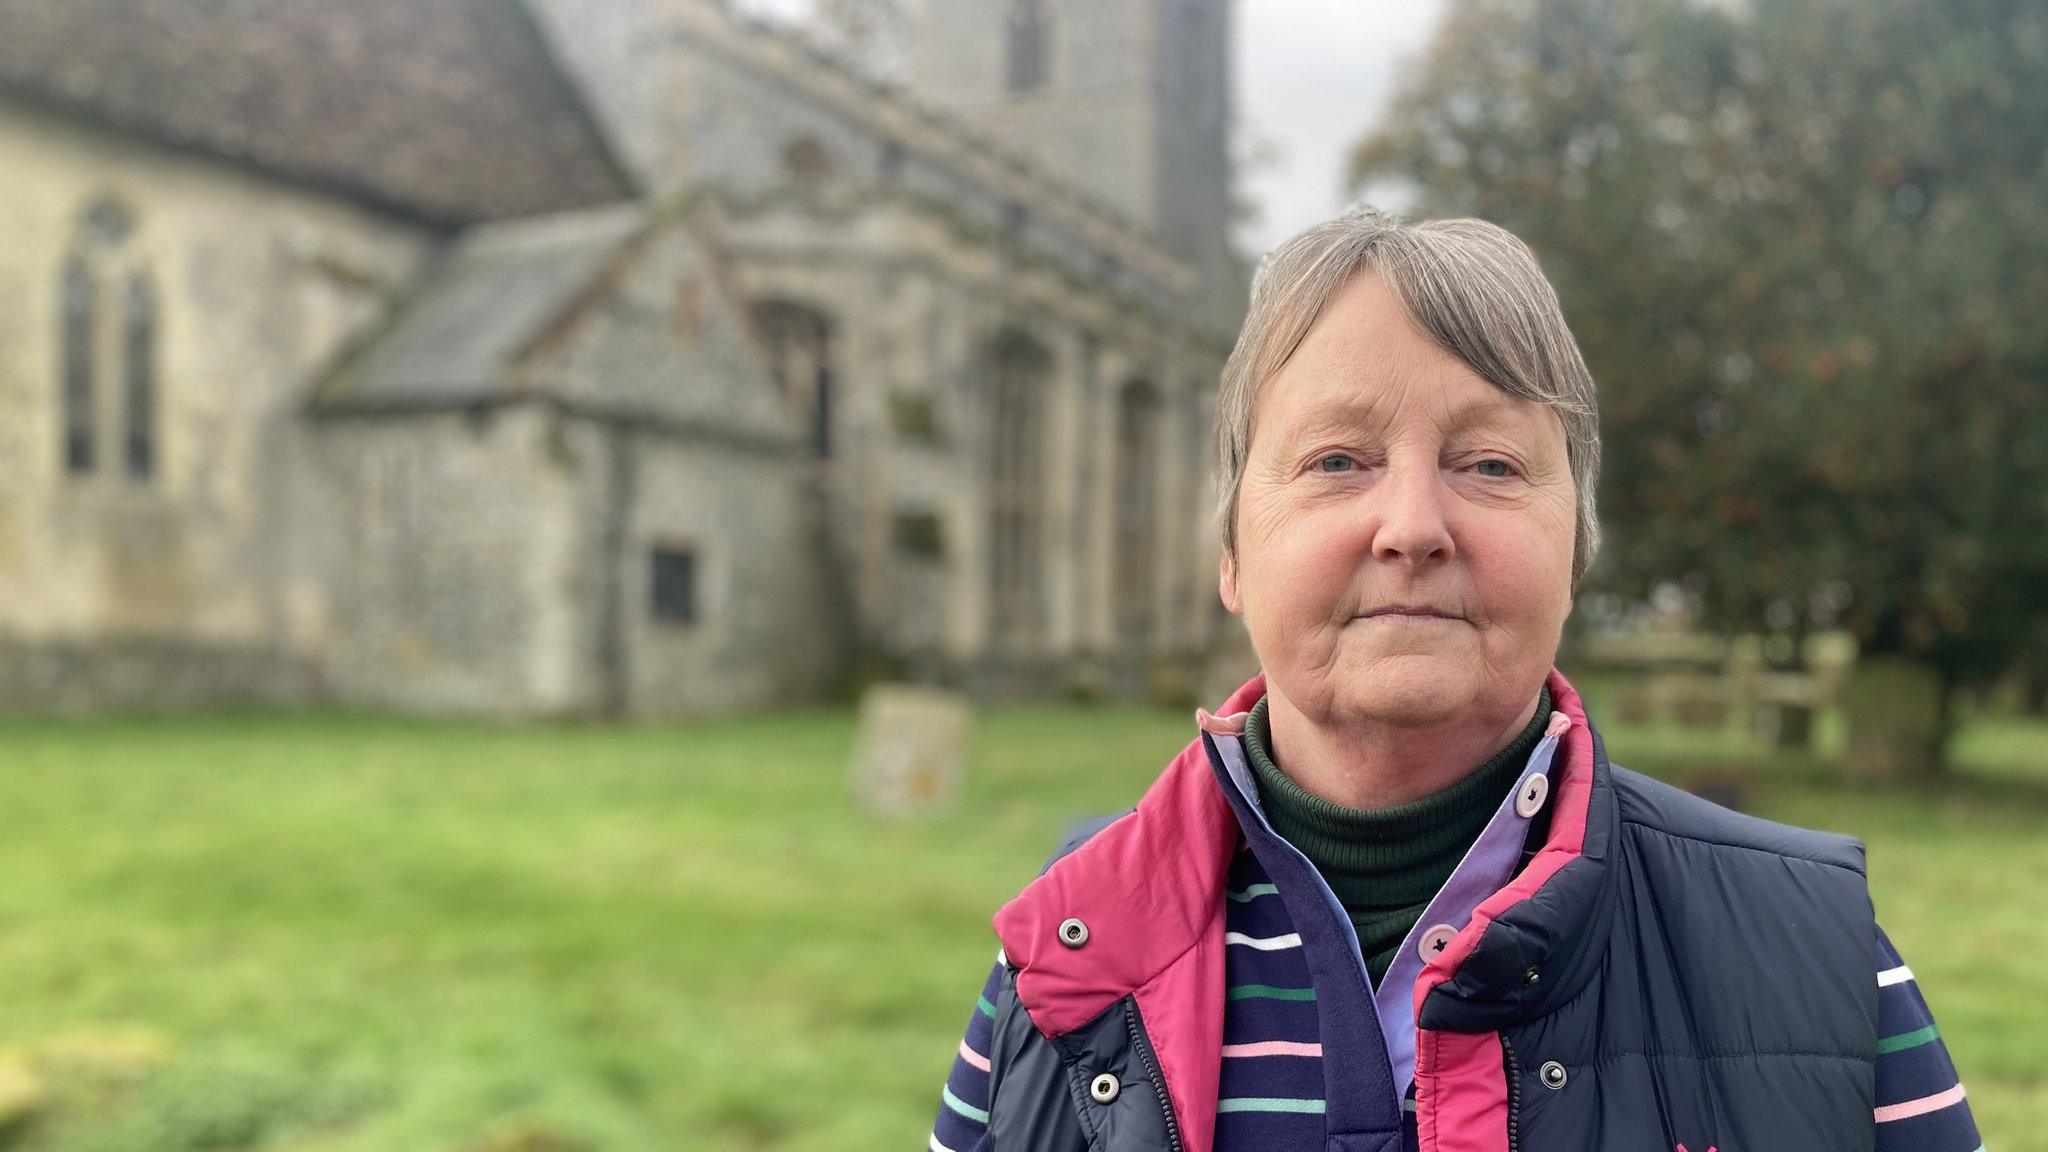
[738,1,1450,257]
[1233,1,1448,254]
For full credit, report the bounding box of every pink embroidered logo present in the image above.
[1674,1144,1719,1152]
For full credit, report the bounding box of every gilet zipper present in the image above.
[1500,1034,1524,1152]
[1124,998,1186,1152]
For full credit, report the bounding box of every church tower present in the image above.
[909,0,1241,322]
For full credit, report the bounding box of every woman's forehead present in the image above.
[1266,290,1502,414]
[1250,268,1566,450]
[1263,369,1555,447]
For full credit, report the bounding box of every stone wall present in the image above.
[907,0,1245,324]
[522,211,793,440]
[648,0,1206,322]
[308,211,844,719]
[607,428,846,715]
[528,211,847,716]
[308,401,841,720]
[910,1,1154,227]
[308,406,590,716]
[0,101,433,710]
[0,637,320,713]
[713,194,1227,693]
[1149,0,1243,325]
[0,3,1240,716]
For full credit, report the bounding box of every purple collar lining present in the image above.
[1209,720,1565,1099]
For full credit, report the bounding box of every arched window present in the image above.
[988,331,1051,645]
[123,273,157,479]
[1113,379,1160,644]
[57,197,156,481]
[746,300,836,458]
[1006,0,1052,94]
[781,137,834,186]
[61,257,97,475]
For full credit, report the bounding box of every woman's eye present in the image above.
[1473,458,1518,478]
[1316,454,1354,473]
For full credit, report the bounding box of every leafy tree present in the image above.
[1350,0,2048,776]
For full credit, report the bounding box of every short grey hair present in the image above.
[1214,208,1603,584]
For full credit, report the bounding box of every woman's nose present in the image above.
[1370,462,1455,566]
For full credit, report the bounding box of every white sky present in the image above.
[1231,1,1448,254]
[737,1,1449,256]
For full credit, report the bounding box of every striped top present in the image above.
[930,845,1982,1152]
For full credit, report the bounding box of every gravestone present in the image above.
[851,683,972,815]
[1841,656,1946,782]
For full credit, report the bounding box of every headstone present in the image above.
[851,683,972,815]
[1841,656,1946,782]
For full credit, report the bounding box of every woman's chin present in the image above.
[1339,654,1479,723]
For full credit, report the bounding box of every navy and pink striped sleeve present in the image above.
[927,955,1004,1152]
[1874,924,1982,1152]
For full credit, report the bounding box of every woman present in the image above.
[927,211,1978,1152]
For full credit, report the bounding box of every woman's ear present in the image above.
[1219,548,1244,616]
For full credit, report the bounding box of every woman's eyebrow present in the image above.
[1441,395,1544,437]
[1285,396,1383,437]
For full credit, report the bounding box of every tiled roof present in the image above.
[333,205,648,405]
[0,0,634,223]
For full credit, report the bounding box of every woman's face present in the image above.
[1220,269,1577,732]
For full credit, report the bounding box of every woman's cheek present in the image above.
[1474,534,1572,631]
[1284,499,1368,560]
[1245,551,1329,640]
[1271,533,1355,607]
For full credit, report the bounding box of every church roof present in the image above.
[317,199,803,452]
[0,0,634,224]
[325,204,650,406]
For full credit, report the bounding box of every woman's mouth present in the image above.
[1361,604,1462,621]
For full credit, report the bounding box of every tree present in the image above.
[1350,0,2048,777]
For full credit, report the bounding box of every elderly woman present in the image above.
[927,212,1978,1152]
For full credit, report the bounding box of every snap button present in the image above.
[1539,1061,1568,1090]
[1058,917,1090,949]
[1417,922,1458,961]
[1089,1072,1121,1104]
[1523,966,1541,987]
[1515,773,1550,818]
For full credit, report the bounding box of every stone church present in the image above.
[0,0,1245,716]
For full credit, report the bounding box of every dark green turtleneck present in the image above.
[1242,684,1551,984]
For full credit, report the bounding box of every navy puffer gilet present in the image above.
[978,683,1879,1152]
[1439,738,1878,1151]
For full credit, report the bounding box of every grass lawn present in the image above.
[0,693,2041,1150]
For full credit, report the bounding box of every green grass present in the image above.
[0,701,2042,1150]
